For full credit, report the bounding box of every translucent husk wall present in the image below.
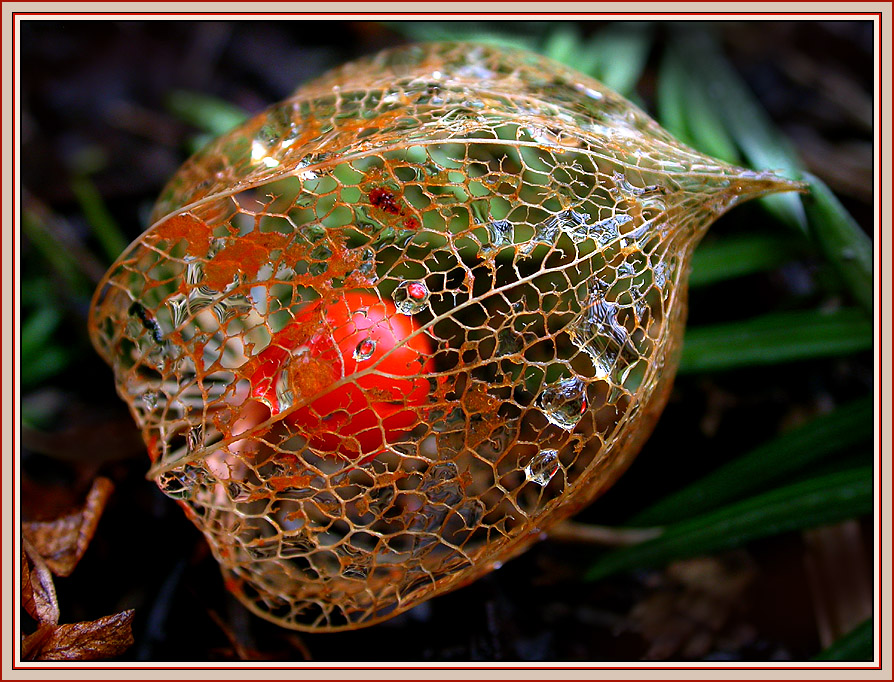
[88,43,799,631]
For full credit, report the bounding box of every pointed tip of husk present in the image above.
[704,167,806,218]
[730,168,808,201]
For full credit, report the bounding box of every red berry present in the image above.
[250,291,435,461]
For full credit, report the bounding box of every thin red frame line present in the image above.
[8,10,886,672]
[3,4,6,677]
[880,9,886,671]
[8,10,888,15]
[8,7,13,676]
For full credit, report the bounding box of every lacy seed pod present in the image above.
[88,42,801,631]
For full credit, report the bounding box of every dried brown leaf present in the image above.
[21,623,56,660]
[22,477,114,577]
[25,609,135,661]
[21,540,59,625]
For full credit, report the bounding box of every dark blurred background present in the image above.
[19,19,874,662]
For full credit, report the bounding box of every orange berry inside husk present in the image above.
[250,291,436,461]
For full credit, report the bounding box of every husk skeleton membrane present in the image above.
[88,43,799,631]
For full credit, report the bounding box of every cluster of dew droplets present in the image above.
[568,280,638,381]
[163,252,255,376]
[156,462,209,500]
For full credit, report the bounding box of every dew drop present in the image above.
[537,376,588,430]
[141,390,160,411]
[129,301,164,343]
[486,219,513,250]
[187,285,217,316]
[168,294,188,329]
[496,327,523,357]
[147,340,169,367]
[568,285,637,378]
[294,192,315,208]
[430,406,465,432]
[353,336,377,362]
[589,215,632,246]
[392,280,431,314]
[342,563,370,580]
[653,260,670,289]
[186,425,204,453]
[184,258,203,286]
[524,449,560,487]
[634,299,648,324]
[227,481,251,503]
[156,469,191,499]
[422,462,462,505]
[611,171,662,198]
[554,209,590,241]
[357,247,378,282]
[212,293,252,324]
[455,61,493,81]
[459,499,484,528]
[245,540,280,560]
[574,82,604,100]
[275,368,294,412]
[618,261,637,278]
[521,216,560,254]
[367,485,396,515]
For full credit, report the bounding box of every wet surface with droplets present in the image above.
[86,41,801,632]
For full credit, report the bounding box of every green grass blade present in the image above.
[70,175,127,264]
[680,65,740,164]
[166,90,249,136]
[21,306,63,358]
[20,277,54,308]
[813,617,874,661]
[21,297,76,389]
[679,308,872,374]
[585,466,873,582]
[541,23,582,68]
[802,172,874,316]
[656,47,693,145]
[384,22,539,52]
[672,26,807,232]
[587,23,652,96]
[567,32,602,78]
[630,396,873,526]
[689,233,801,288]
[21,210,92,296]
[21,345,73,389]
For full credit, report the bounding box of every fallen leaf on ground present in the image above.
[21,623,57,661]
[22,477,114,577]
[20,476,133,661]
[22,610,136,661]
[21,542,59,625]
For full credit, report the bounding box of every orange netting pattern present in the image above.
[88,42,798,631]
